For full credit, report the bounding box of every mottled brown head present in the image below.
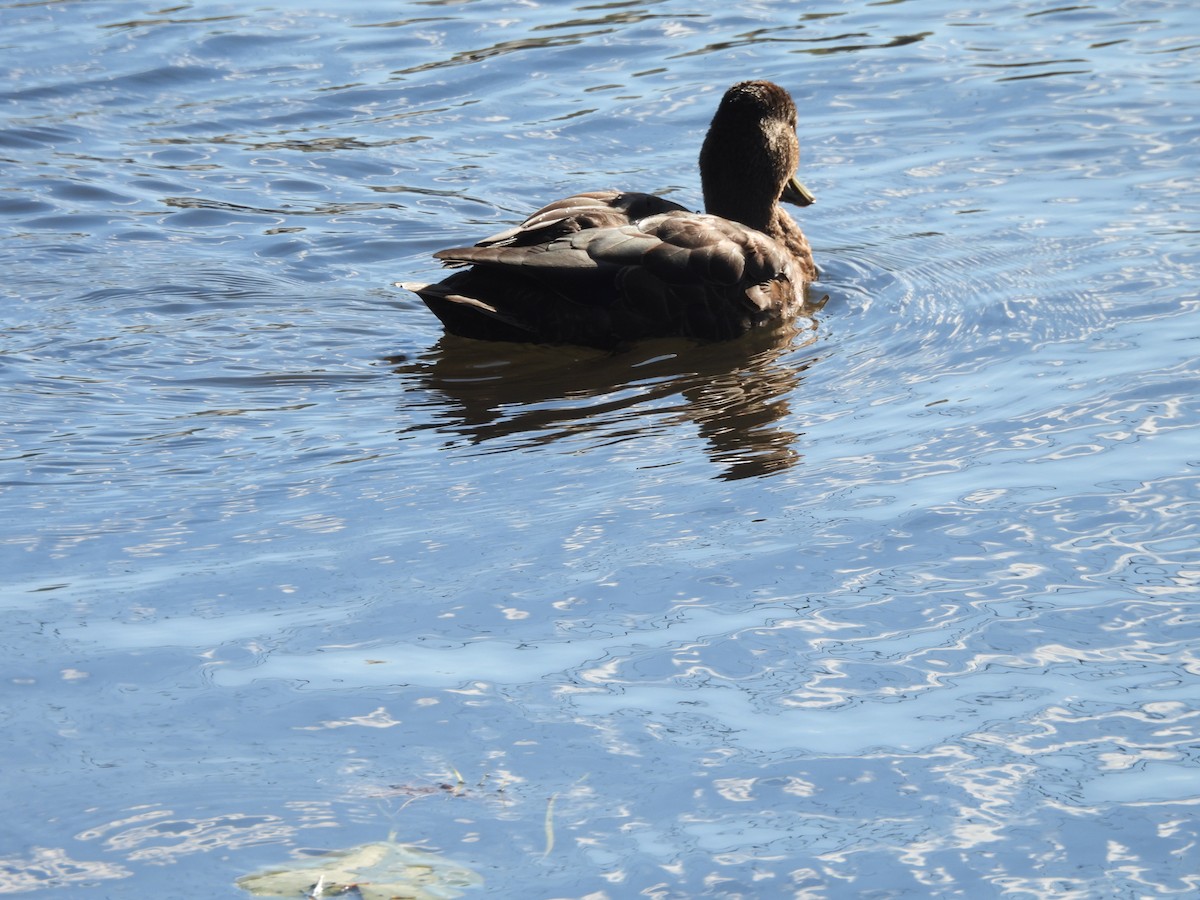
[699,80,813,232]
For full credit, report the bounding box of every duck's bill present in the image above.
[780,174,815,207]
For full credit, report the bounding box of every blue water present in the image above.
[3,0,1199,897]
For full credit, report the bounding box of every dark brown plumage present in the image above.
[400,81,816,348]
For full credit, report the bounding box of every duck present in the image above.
[399,80,816,348]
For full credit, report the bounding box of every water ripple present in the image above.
[3,0,1199,896]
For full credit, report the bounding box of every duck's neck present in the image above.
[701,164,814,278]
[704,183,810,252]
[702,178,778,235]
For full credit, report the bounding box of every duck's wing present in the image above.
[440,210,794,297]
[459,190,690,251]
[414,207,802,345]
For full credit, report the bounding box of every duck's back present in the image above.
[403,190,810,348]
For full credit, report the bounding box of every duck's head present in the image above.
[699,80,814,231]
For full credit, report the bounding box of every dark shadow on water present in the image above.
[387,322,820,481]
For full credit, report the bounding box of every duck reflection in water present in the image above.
[389,321,819,481]
[400,80,818,349]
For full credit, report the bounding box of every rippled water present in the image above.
[3,0,1199,897]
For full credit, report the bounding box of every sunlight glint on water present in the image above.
[2,0,1198,896]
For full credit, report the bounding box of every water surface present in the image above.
[3,0,1199,897]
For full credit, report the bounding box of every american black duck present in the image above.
[400,80,817,348]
